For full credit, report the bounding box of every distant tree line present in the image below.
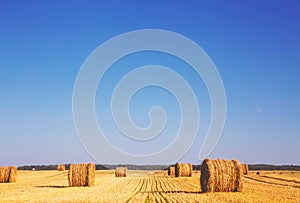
[249,164,300,171]
[16,164,300,171]
[17,164,109,170]
[18,165,57,170]
[104,164,169,170]
[17,164,169,170]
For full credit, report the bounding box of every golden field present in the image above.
[0,170,300,202]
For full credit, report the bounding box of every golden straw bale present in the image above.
[200,159,243,192]
[0,166,17,183]
[68,163,95,187]
[57,164,65,171]
[175,163,192,177]
[168,166,175,177]
[115,167,127,177]
[242,164,248,175]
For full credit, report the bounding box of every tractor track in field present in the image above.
[260,175,300,185]
[125,178,146,203]
[125,176,201,203]
[154,177,169,203]
[245,176,300,189]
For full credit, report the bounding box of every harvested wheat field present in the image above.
[0,170,300,202]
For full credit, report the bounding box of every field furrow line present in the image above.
[156,177,170,203]
[260,175,300,184]
[153,178,164,203]
[126,178,149,202]
[163,178,188,202]
[174,178,198,192]
[245,176,300,189]
[148,177,155,203]
[159,178,178,203]
[157,177,173,203]
[126,178,146,203]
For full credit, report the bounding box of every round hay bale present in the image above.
[0,166,17,183]
[242,164,248,175]
[168,166,175,177]
[68,163,95,187]
[175,163,192,177]
[200,159,243,192]
[57,164,65,171]
[256,171,260,175]
[87,163,95,186]
[115,167,127,177]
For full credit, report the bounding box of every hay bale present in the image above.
[115,167,127,177]
[57,164,65,171]
[0,166,17,183]
[9,166,17,183]
[200,159,243,192]
[168,166,175,177]
[68,163,95,187]
[242,164,248,175]
[175,162,192,177]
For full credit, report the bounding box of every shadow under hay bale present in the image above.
[0,166,17,183]
[168,166,175,177]
[200,159,243,192]
[115,167,127,177]
[68,163,95,187]
[242,164,248,175]
[175,163,192,177]
[57,164,65,171]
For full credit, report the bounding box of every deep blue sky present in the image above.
[1,1,300,166]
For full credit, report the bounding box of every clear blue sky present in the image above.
[1,1,299,166]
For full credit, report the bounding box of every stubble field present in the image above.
[0,170,300,202]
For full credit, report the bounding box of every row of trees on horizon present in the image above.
[15,164,300,171]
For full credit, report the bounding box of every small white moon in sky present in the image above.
[256,107,262,113]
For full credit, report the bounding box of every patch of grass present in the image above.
[144,195,150,203]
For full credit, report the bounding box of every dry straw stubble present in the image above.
[0,166,17,183]
[68,163,95,187]
[115,167,127,177]
[175,162,192,177]
[200,159,243,192]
